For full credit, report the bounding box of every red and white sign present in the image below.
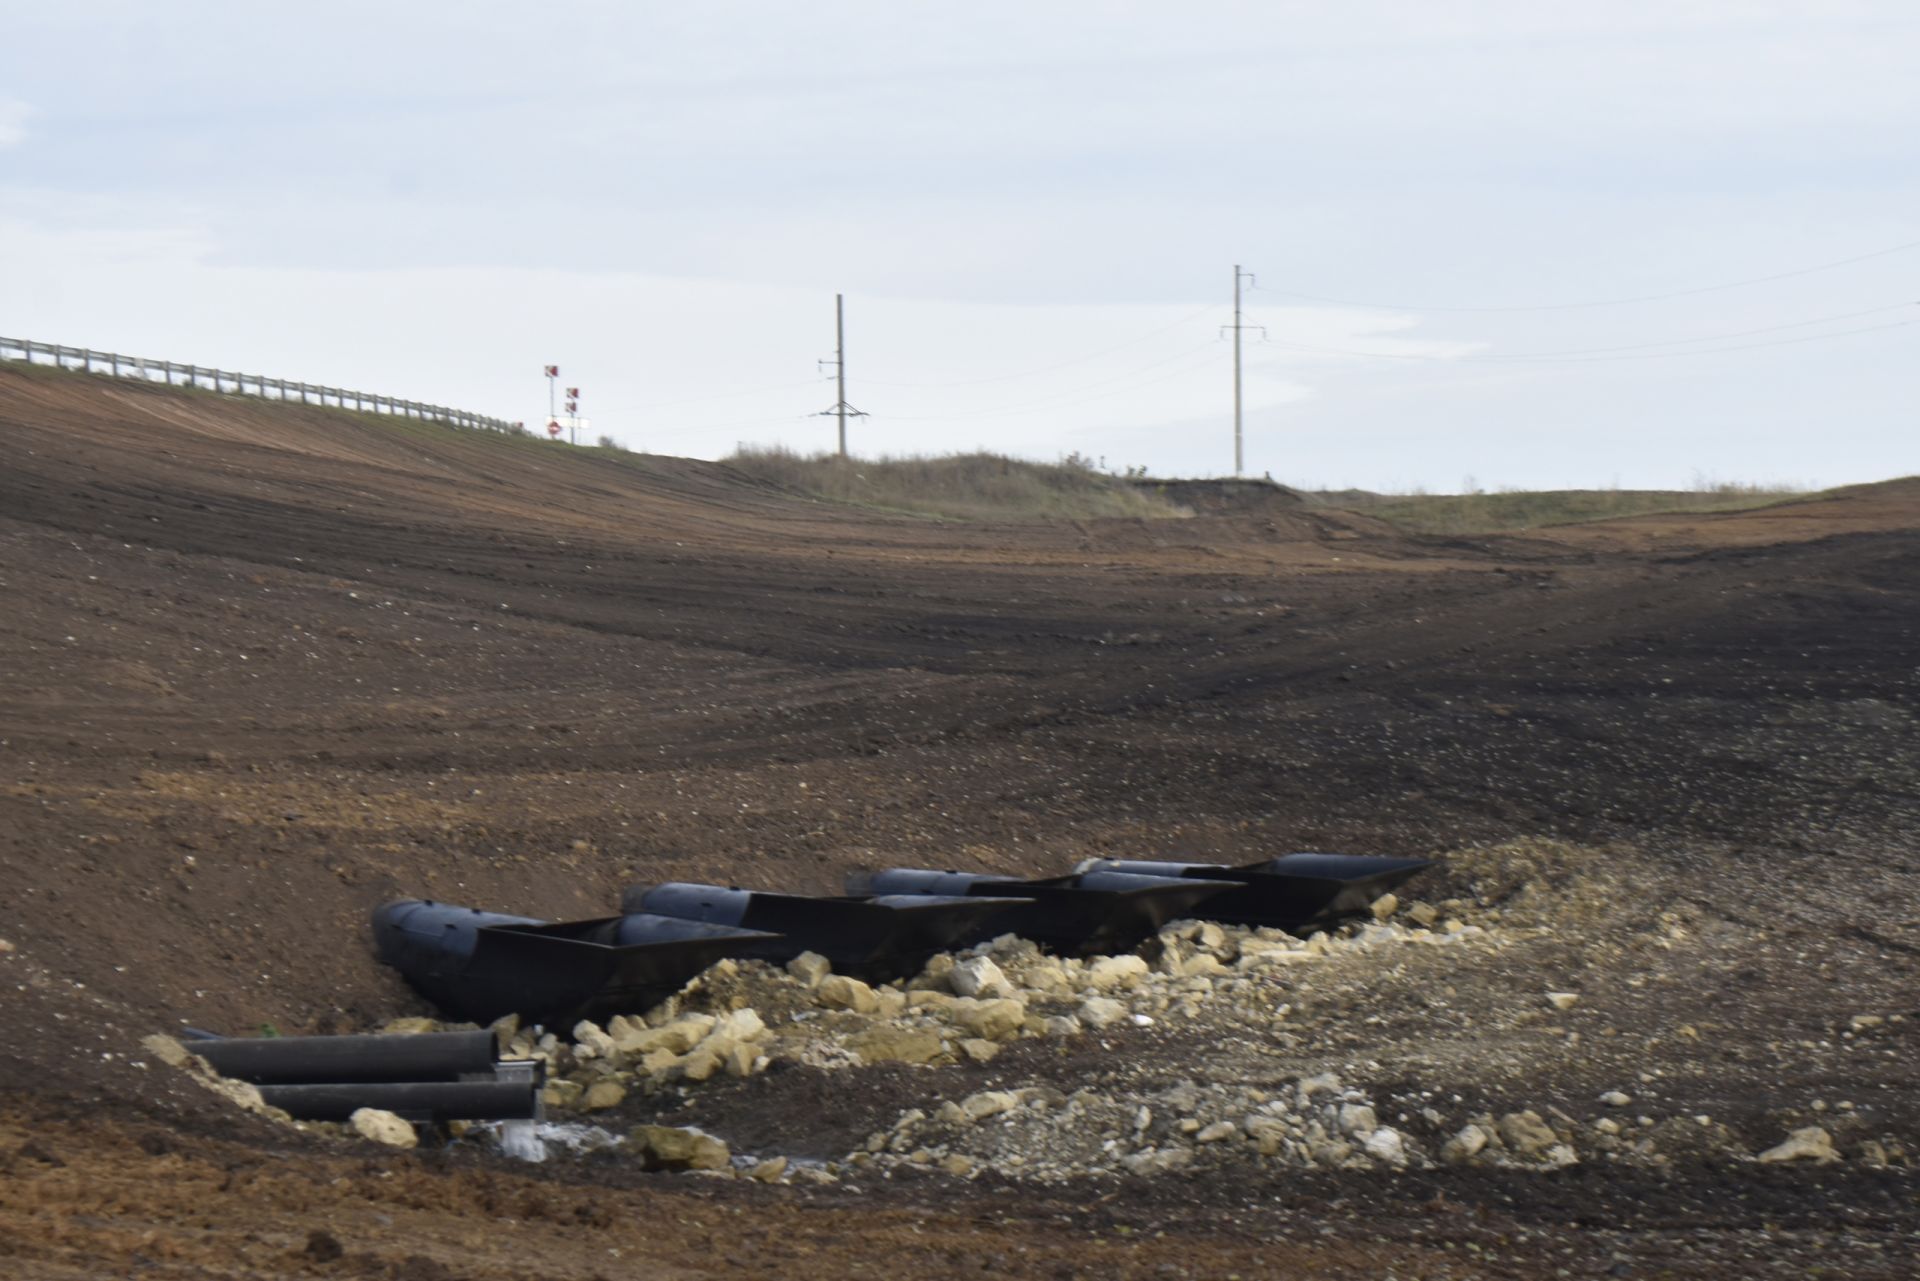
[544,365,559,378]
[546,420,562,437]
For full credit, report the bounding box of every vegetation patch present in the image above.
[1319,484,1811,534]
[724,446,1191,522]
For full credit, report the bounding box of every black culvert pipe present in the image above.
[259,1078,539,1123]
[188,1030,498,1085]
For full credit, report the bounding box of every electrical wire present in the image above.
[597,374,834,416]
[861,303,1218,389]
[884,345,1232,423]
[1258,316,1918,365]
[1264,235,1920,314]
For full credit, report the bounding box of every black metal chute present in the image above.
[849,869,1229,957]
[371,899,779,1027]
[622,882,1034,982]
[1076,853,1433,929]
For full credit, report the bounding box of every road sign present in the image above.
[546,420,562,438]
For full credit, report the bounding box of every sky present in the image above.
[2,2,1916,490]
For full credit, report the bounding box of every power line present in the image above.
[1265,235,1920,314]
[861,303,1217,389]
[597,374,832,417]
[1259,315,1918,366]
[885,344,1231,423]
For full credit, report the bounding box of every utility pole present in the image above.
[815,292,867,458]
[1223,265,1264,477]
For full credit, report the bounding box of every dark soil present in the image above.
[1,361,1916,1277]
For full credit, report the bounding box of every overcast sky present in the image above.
[3,2,1916,490]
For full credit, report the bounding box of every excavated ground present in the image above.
[1,362,1917,1278]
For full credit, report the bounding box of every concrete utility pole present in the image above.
[1226,265,1262,477]
[815,293,867,458]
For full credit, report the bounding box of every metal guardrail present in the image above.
[0,335,521,434]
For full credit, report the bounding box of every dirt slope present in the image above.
[2,363,1916,1277]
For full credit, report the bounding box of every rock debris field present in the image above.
[2,364,1917,1278]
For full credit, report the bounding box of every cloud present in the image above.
[0,100,29,149]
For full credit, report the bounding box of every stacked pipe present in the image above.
[186,1030,542,1123]
[373,851,1431,1030]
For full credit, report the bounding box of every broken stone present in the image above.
[958,1038,1001,1064]
[1195,1121,1237,1144]
[1364,1127,1407,1168]
[786,951,832,986]
[1441,1124,1489,1164]
[1085,955,1150,992]
[847,1026,947,1066]
[1546,992,1580,1012]
[629,1125,730,1171]
[571,1020,618,1059]
[749,1156,788,1182]
[708,1008,768,1044]
[1497,1111,1559,1157]
[720,1041,759,1078]
[908,954,957,992]
[1337,1103,1378,1137]
[1406,901,1439,927]
[1244,1115,1288,1156]
[1600,1090,1632,1107]
[939,1153,975,1177]
[541,1079,584,1110]
[961,1090,1021,1121]
[816,975,879,1014]
[1014,958,1073,995]
[581,1081,627,1111]
[1077,996,1129,1030]
[1757,1126,1838,1164]
[349,1108,417,1149]
[140,1033,193,1069]
[949,997,1026,1041]
[951,956,1015,999]
[1370,893,1399,921]
[379,1017,441,1036]
[611,1014,715,1056]
[906,990,955,1012]
[678,1043,727,1082]
[1122,1147,1194,1175]
[1042,1014,1083,1036]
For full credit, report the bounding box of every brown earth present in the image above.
[1,361,1916,1278]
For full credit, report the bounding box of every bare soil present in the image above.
[1,363,1916,1277]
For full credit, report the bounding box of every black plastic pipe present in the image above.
[188,1030,498,1085]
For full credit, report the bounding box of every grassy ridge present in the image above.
[724,447,1191,522]
[1320,486,1809,534]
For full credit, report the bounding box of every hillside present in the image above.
[3,362,1918,1278]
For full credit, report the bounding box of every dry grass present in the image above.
[723,446,1190,522]
[1320,485,1811,534]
